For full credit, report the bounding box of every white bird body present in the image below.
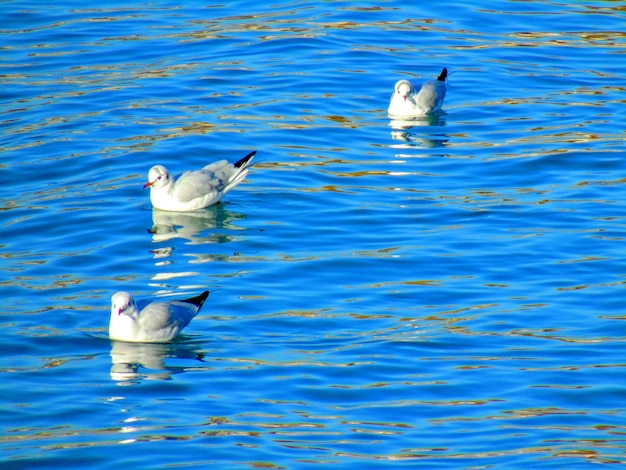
[109,290,209,343]
[388,68,448,118]
[144,151,255,212]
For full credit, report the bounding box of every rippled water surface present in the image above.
[2,0,625,468]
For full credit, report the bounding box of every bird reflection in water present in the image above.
[389,114,449,149]
[148,204,247,244]
[109,340,206,383]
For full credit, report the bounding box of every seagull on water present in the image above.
[144,150,256,211]
[109,290,209,343]
[388,68,448,118]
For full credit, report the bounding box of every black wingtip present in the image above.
[234,150,257,169]
[437,68,448,81]
[181,290,210,310]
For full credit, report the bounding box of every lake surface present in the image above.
[1,0,625,468]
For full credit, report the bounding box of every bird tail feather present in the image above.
[180,290,210,310]
[223,150,256,194]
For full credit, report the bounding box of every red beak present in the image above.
[143,181,153,189]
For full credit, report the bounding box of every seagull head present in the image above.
[111,292,139,319]
[394,80,413,101]
[144,165,171,190]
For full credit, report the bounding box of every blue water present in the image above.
[1,1,625,468]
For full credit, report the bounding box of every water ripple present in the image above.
[1,0,625,468]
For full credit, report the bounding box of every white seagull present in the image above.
[144,150,256,211]
[388,68,448,118]
[109,290,209,343]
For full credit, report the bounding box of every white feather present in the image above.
[388,68,448,118]
[144,151,255,211]
[109,291,209,343]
